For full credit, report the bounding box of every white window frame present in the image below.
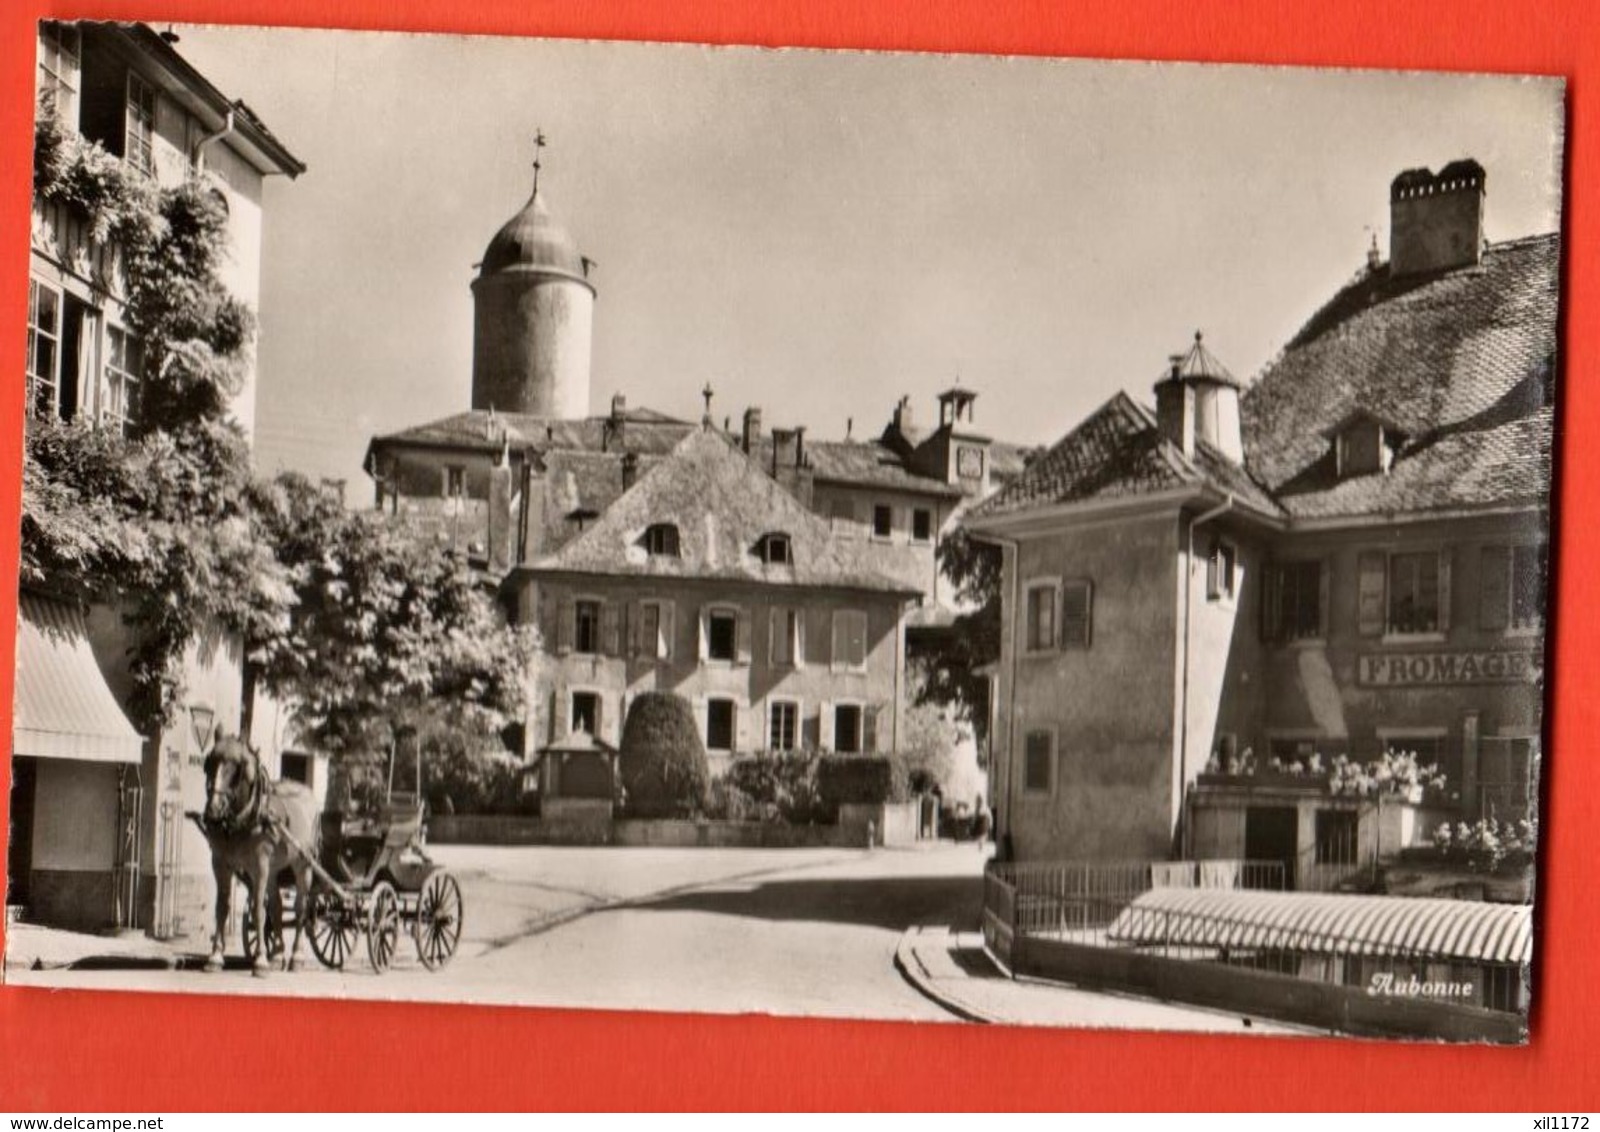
[1021,728,1057,796]
[830,609,869,673]
[125,71,156,178]
[568,688,604,738]
[37,23,80,121]
[1023,578,1059,655]
[768,698,802,752]
[832,699,865,755]
[639,599,673,661]
[1385,548,1447,642]
[26,279,62,420]
[1507,543,1547,636]
[704,605,740,664]
[103,324,140,435]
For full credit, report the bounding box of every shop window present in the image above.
[706,698,736,752]
[1023,731,1054,794]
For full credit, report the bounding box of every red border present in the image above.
[1,0,1596,1112]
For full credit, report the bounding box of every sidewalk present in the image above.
[895,925,1310,1035]
[4,921,193,973]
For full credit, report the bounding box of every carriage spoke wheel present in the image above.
[366,881,401,974]
[413,870,463,971]
[307,888,358,970]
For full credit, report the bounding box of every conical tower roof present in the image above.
[479,190,591,285]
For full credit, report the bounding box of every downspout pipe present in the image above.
[1179,493,1234,858]
[191,102,240,175]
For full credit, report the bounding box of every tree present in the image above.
[897,668,961,794]
[618,692,710,818]
[911,526,1002,747]
[245,473,538,768]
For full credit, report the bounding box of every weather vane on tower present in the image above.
[532,128,548,195]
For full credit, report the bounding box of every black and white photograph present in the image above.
[6,20,1563,1043]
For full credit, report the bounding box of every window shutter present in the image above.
[735,703,751,753]
[819,700,835,750]
[829,612,842,671]
[594,695,606,742]
[601,603,621,656]
[1318,559,1331,638]
[697,607,709,661]
[1357,551,1387,636]
[1061,581,1092,649]
[1437,548,1452,632]
[660,602,675,661]
[618,693,631,744]
[556,599,575,654]
[802,708,820,750]
[736,608,752,665]
[627,603,642,657]
[863,705,880,753]
[794,610,807,670]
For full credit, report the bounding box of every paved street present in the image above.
[7,842,1301,1032]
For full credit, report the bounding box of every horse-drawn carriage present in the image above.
[195,733,463,975]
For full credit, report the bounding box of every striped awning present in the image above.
[13,593,143,764]
[1107,888,1532,965]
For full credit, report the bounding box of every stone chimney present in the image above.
[1389,160,1486,277]
[892,395,915,436]
[742,406,762,454]
[768,427,812,506]
[1155,356,1196,460]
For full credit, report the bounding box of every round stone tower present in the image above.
[470,179,595,418]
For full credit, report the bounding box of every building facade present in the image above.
[13,22,304,934]
[965,160,1554,875]
[365,164,1031,778]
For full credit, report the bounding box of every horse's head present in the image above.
[203,733,260,828]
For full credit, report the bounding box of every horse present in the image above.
[197,733,320,976]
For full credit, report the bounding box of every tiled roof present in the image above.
[967,233,1557,528]
[524,428,919,594]
[1243,233,1559,518]
[805,440,965,498]
[369,409,693,458]
[967,392,1281,520]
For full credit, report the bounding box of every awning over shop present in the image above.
[13,593,143,764]
[1107,888,1532,965]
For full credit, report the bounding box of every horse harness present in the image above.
[204,748,278,838]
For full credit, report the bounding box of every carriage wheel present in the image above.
[413,870,464,971]
[241,885,286,965]
[366,881,401,974]
[307,888,358,970]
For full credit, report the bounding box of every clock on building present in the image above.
[957,445,984,480]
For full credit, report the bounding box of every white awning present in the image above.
[13,593,143,764]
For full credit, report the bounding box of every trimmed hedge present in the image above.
[618,691,710,818]
[817,754,907,809]
[721,751,825,823]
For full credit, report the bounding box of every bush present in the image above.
[817,754,907,812]
[618,692,710,818]
[725,751,825,823]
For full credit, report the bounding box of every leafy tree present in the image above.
[911,526,1002,747]
[896,671,961,793]
[618,692,710,818]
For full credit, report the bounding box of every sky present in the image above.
[170,25,1567,491]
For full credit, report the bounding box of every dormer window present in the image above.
[643,523,681,558]
[1329,412,1405,479]
[759,532,793,566]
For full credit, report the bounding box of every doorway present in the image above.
[7,758,38,908]
[1244,805,1298,889]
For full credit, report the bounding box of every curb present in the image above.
[893,926,1001,1025]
